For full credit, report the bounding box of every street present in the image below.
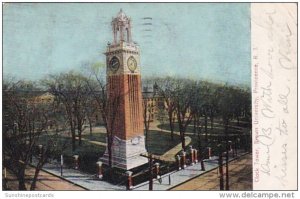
[4,166,85,191]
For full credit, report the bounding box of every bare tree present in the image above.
[84,95,97,135]
[141,78,156,147]
[142,97,152,149]
[173,79,196,151]
[156,105,168,133]
[199,82,212,142]
[3,79,64,190]
[208,85,220,130]
[85,62,123,168]
[190,81,203,136]
[218,84,237,190]
[43,71,90,150]
[155,77,178,140]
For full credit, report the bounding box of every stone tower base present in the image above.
[100,135,148,170]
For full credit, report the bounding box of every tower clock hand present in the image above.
[112,62,119,67]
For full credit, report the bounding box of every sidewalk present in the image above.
[38,122,250,190]
[133,151,248,190]
[171,153,252,190]
[40,150,248,190]
[41,160,125,190]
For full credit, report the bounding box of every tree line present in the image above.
[144,77,251,151]
[3,64,251,190]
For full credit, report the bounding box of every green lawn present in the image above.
[37,133,106,173]
[82,132,107,143]
[38,129,181,157]
[37,134,106,157]
[82,130,182,156]
[157,122,246,136]
[157,120,251,154]
[146,130,181,155]
[35,119,251,173]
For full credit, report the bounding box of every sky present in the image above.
[3,3,251,86]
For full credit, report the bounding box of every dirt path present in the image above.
[149,121,192,161]
[75,136,107,147]
[159,136,191,161]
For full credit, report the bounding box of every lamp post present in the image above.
[225,140,229,191]
[149,154,153,190]
[4,167,7,179]
[3,167,8,190]
[199,149,205,171]
[25,140,32,163]
[229,140,234,158]
[60,154,63,176]
[218,144,224,190]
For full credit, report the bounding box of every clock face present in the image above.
[127,56,137,72]
[109,56,120,72]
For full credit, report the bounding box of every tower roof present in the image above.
[110,9,133,45]
[116,9,129,21]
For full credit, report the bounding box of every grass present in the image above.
[81,129,182,156]
[35,119,251,174]
[82,132,107,143]
[37,133,106,173]
[37,134,106,158]
[146,130,181,155]
[157,122,246,136]
[156,120,251,156]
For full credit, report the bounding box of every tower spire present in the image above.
[111,9,132,44]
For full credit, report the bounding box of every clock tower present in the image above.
[100,9,148,170]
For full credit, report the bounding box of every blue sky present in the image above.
[3,3,251,86]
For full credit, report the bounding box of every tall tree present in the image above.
[190,81,202,135]
[142,97,152,149]
[141,77,156,147]
[156,105,168,133]
[85,62,122,168]
[3,79,64,190]
[84,94,97,135]
[218,84,236,191]
[173,79,196,151]
[155,77,177,140]
[208,83,220,130]
[43,71,90,150]
[200,82,211,142]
